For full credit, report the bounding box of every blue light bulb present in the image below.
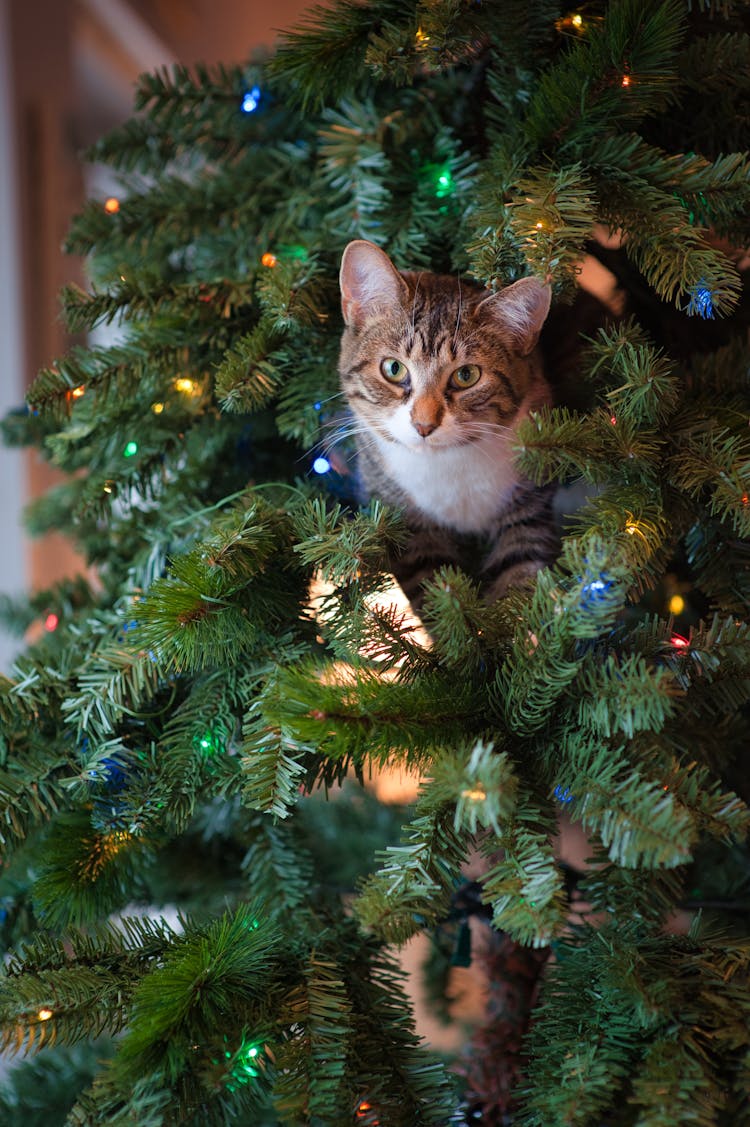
[241,86,262,114]
[312,456,331,474]
[687,281,715,319]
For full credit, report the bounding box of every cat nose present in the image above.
[413,420,437,437]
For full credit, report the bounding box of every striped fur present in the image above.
[338,240,559,606]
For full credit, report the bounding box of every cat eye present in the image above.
[450,364,481,389]
[381,358,409,384]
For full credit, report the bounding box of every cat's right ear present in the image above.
[340,240,408,329]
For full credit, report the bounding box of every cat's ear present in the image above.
[340,240,408,329]
[475,277,551,355]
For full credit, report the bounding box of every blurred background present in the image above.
[0,0,311,669]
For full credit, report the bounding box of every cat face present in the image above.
[339,240,551,453]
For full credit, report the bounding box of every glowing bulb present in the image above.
[37,1009,53,1021]
[671,634,689,648]
[535,221,544,230]
[241,86,262,113]
[571,13,583,27]
[435,168,454,198]
[625,521,638,535]
[175,378,195,394]
[742,493,749,506]
[103,481,114,494]
[152,402,165,414]
[669,594,685,615]
[104,197,120,214]
[461,787,487,802]
[610,415,617,425]
[415,26,430,45]
[690,284,715,319]
[621,74,631,87]
[261,252,278,267]
[123,441,138,457]
[71,385,85,399]
[312,456,331,474]
[45,613,59,632]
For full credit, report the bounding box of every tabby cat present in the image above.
[338,239,559,607]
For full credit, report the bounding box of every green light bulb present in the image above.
[435,169,453,198]
[123,441,138,457]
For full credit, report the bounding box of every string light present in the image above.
[742,492,749,506]
[230,1040,263,1085]
[581,576,613,609]
[621,74,631,87]
[44,613,59,632]
[241,86,262,114]
[37,1009,53,1022]
[152,402,165,414]
[571,12,583,26]
[103,481,114,494]
[104,197,120,214]
[357,1101,379,1125]
[554,785,574,804]
[535,220,545,230]
[669,594,685,615]
[123,441,138,458]
[312,456,331,474]
[435,168,454,198]
[71,385,85,399]
[461,786,487,801]
[415,26,430,45]
[610,415,617,425]
[195,730,222,755]
[261,252,278,268]
[670,634,689,649]
[687,282,715,319]
[174,377,196,394]
[625,521,638,535]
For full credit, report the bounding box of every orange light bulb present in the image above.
[104,197,120,214]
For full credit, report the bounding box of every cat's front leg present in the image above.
[390,520,467,615]
[480,484,559,601]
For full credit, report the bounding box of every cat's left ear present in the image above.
[340,240,408,329]
[475,276,551,356]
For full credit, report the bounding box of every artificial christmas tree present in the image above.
[2,0,750,1123]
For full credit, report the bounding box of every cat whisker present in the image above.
[315,391,345,408]
[461,420,514,438]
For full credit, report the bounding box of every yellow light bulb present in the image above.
[461,787,487,802]
[669,594,685,615]
[152,401,165,414]
[571,13,583,27]
[625,521,638,535]
[37,1008,53,1021]
[175,378,195,394]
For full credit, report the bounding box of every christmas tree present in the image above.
[2,0,750,1123]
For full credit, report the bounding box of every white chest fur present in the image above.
[376,430,519,533]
